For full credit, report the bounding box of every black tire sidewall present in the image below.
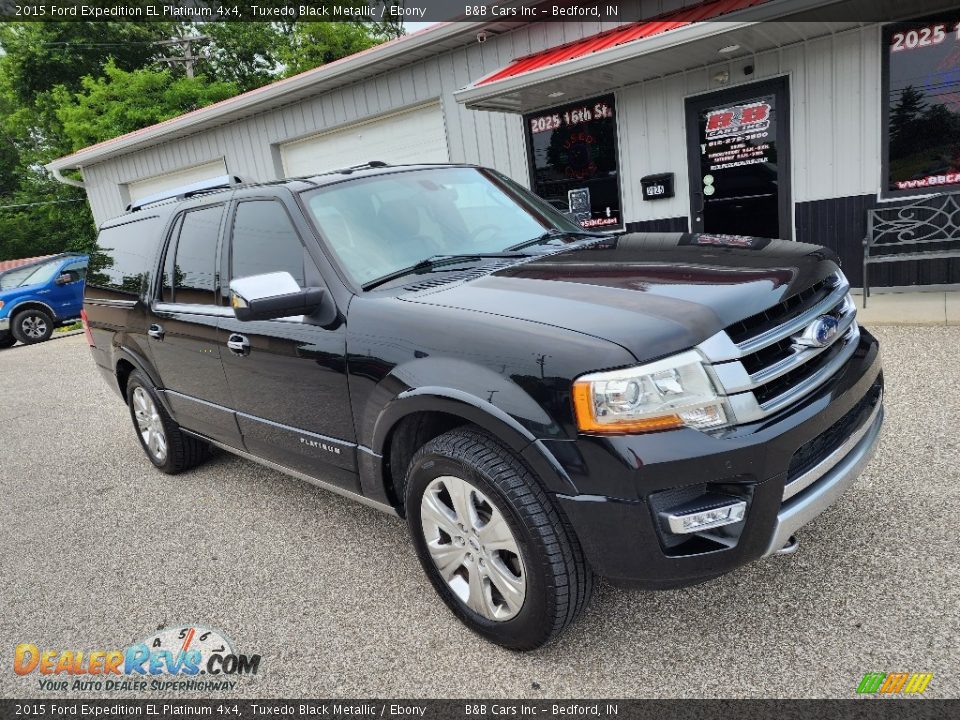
[406,448,555,650]
[12,309,54,344]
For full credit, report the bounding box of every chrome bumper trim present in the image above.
[0,318,8,332]
[782,391,883,501]
[763,403,884,557]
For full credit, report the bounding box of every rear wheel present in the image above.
[12,309,54,344]
[404,429,594,650]
[0,334,16,349]
[126,370,210,474]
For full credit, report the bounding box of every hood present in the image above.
[400,232,841,363]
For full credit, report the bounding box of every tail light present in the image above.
[80,308,95,347]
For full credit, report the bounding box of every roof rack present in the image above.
[126,174,245,212]
[333,160,390,175]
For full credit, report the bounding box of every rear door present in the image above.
[218,193,357,491]
[146,203,242,447]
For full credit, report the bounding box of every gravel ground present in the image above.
[0,328,957,699]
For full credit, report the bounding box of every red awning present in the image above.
[477,0,770,86]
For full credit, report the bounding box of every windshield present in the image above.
[301,167,584,287]
[0,260,61,290]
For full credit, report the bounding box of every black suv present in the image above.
[84,163,883,649]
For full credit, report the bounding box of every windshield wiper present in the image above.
[505,229,605,252]
[361,252,528,291]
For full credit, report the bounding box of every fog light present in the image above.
[662,497,746,534]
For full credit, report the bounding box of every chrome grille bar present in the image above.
[697,271,860,424]
[722,324,860,424]
[711,295,857,394]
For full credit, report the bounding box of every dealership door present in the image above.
[685,78,791,239]
[280,103,449,176]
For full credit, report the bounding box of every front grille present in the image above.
[700,271,861,424]
[726,275,834,344]
[787,378,882,482]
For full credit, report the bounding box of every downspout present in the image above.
[49,166,86,189]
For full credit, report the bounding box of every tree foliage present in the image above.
[0,20,401,262]
[54,61,238,152]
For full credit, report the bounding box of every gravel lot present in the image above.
[0,328,957,699]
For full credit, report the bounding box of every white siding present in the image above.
[617,25,882,228]
[81,22,884,232]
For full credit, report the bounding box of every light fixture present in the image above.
[713,70,730,85]
[718,43,741,54]
[547,91,565,98]
[662,497,747,534]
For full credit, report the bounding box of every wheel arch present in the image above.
[365,388,578,512]
[8,300,57,322]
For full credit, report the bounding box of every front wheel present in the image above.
[11,309,54,344]
[404,429,594,650]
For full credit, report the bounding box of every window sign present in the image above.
[883,16,960,195]
[525,94,622,229]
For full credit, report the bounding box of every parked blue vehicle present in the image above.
[0,253,89,348]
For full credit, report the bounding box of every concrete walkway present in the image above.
[852,290,960,325]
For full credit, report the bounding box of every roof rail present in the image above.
[334,160,390,175]
[126,174,245,212]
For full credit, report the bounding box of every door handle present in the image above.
[226,333,250,355]
[147,324,164,340]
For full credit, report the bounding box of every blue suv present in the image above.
[0,253,89,348]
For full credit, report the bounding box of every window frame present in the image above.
[225,198,311,296]
[154,203,227,310]
[880,15,960,199]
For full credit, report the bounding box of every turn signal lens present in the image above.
[572,350,728,434]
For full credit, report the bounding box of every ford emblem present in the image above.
[795,315,840,348]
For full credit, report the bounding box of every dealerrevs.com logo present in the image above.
[14,626,261,693]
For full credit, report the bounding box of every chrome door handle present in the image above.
[147,324,164,339]
[226,333,250,355]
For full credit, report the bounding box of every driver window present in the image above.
[230,201,307,288]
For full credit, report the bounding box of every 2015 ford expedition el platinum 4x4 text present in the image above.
[83,163,884,649]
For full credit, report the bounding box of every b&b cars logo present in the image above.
[13,625,261,692]
[705,102,772,139]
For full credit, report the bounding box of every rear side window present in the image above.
[89,216,163,298]
[162,206,224,306]
[230,201,306,287]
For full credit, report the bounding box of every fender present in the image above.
[5,299,58,321]
[363,386,580,506]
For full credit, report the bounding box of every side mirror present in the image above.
[229,272,326,322]
[54,273,72,285]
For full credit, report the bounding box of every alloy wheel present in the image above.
[420,475,526,621]
[21,315,48,339]
[132,387,168,463]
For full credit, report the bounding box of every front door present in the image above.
[686,77,791,239]
[218,196,358,492]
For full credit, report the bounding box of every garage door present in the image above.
[127,159,228,203]
[280,103,448,176]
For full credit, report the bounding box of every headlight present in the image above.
[0,300,4,311]
[572,350,728,434]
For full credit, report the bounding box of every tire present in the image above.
[126,369,210,474]
[11,308,54,344]
[404,429,594,650]
[0,334,16,349]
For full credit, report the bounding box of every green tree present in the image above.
[0,22,174,105]
[53,60,238,151]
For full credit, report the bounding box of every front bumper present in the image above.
[550,328,883,588]
[0,317,9,333]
